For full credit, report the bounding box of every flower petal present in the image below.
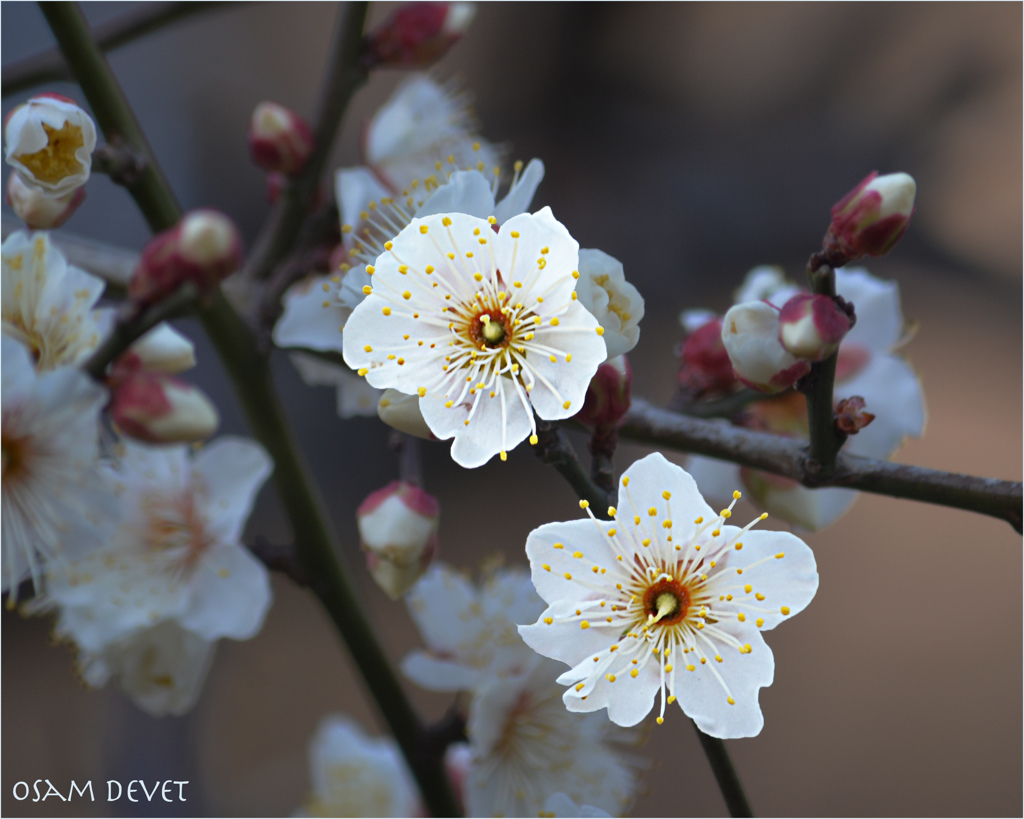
[191,437,272,544]
[273,275,347,352]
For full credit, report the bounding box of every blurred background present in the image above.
[2,2,1021,816]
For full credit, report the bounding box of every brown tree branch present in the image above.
[620,399,1023,532]
[3,2,239,96]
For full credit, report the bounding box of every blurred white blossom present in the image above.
[4,94,96,197]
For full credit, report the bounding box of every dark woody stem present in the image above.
[800,263,842,474]
[42,4,461,816]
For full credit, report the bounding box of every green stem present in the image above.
[42,5,461,815]
[693,723,754,817]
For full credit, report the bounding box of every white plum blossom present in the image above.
[1,336,117,597]
[273,163,545,423]
[402,562,542,691]
[342,208,608,467]
[463,658,636,818]
[77,621,216,717]
[5,94,97,196]
[720,300,810,393]
[574,249,644,359]
[44,437,273,654]
[519,453,818,738]
[297,715,419,818]
[691,266,926,530]
[362,73,501,194]
[2,230,107,370]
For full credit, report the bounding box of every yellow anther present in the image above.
[715,655,723,663]
[656,717,664,725]
[363,345,373,353]
[572,551,583,559]
[733,490,742,499]
[550,317,560,326]
[417,387,427,397]
[694,516,704,524]
[727,696,736,705]
[755,593,765,601]
[362,285,373,295]
[366,265,375,274]
[756,618,764,627]
[648,507,657,516]
[398,265,408,274]
[575,683,584,692]
[579,500,589,510]
[542,564,551,571]
[630,669,639,678]
[488,216,497,224]
[384,241,393,250]
[595,326,604,336]
[402,290,412,300]
[735,542,744,550]
[382,307,391,316]
[419,225,429,234]
[563,401,571,410]
[473,272,483,282]
[668,695,677,704]
[605,674,616,683]
[544,617,553,624]
[510,230,520,238]
[775,552,785,559]
[642,538,651,547]
[686,664,696,672]
[744,584,752,593]
[781,606,791,615]
[529,434,538,445]
[357,368,369,376]
[737,613,746,622]
[444,400,453,408]
[572,270,580,279]
[580,621,590,630]
[564,572,572,580]
[721,509,732,518]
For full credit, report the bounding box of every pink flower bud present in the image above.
[248,102,314,177]
[363,2,475,68]
[129,209,242,307]
[834,395,875,435]
[577,355,632,431]
[128,323,196,373]
[357,481,440,599]
[4,94,97,197]
[778,293,853,362]
[827,171,916,260]
[5,171,85,229]
[109,371,219,444]
[721,301,810,393]
[678,317,736,395]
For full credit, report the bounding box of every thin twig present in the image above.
[693,723,754,817]
[620,399,1023,532]
[241,3,369,285]
[534,421,612,518]
[43,5,461,816]
[3,2,237,96]
[800,263,842,473]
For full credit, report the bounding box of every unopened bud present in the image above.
[110,371,219,444]
[6,171,85,229]
[778,293,853,362]
[721,301,810,393]
[577,355,632,431]
[248,102,314,177]
[377,389,436,439]
[129,323,196,373]
[364,2,475,68]
[4,94,97,197]
[129,209,242,307]
[678,317,736,395]
[827,171,916,261]
[834,395,875,436]
[357,481,440,599]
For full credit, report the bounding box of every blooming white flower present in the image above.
[297,715,419,818]
[519,452,818,738]
[574,249,644,359]
[691,266,926,530]
[274,164,545,424]
[463,658,636,817]
[1,336,117,596]
[363,74,501,194]
[44,437,273,653]
[5,94,97,196]
[2,230,107,370]
[77,621,216,717]
[402,562,543,691]
[343,208,608,467]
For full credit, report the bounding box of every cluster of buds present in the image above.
[4,94,96,228]
[362,2,475,68]
[822,171,916,266]
[129,209,242,308]
[106,330,218,445]
[357,481,440,599]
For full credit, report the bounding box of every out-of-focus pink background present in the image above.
[3,3,1020,816]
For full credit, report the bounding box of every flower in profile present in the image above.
[363,2,476,68]
[297,715,419,817]
[44,437,273,654]
[4,94,97,196]
[402,562,542,691]
[573,249,644,359]
[461,658,636,817]
[1,337,117,598]
[827,171,916,261]
[519,452,818,738]
[720,300,810,393]
[362,73,500,194]
[690,266,925,530]
[76,621,216,717]
[343,208,607,467]
[2,230,107,370]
